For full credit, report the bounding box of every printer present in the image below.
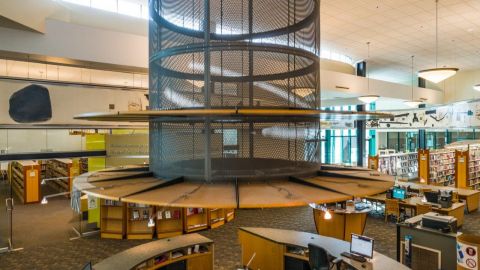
[439,190,453,208]
[421,212,457,233]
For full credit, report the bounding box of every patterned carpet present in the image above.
[1,184,479,269]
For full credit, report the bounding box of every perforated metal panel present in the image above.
[149,0,320,181]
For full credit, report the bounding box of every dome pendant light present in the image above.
[473,84,480,91]
[418,0,458,83]
[358,42,379,104]
[404,56,423,108]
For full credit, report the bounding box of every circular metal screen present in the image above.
[149,0,320,181]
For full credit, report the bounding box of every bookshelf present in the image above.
[93,234,214,270]
[100,199,126,239]
[155,207,184,239]
[467,146,480,189]
[377,152,418,180]
[79,158,88,174]
[225,208,235,222]
[45,159,78,194]
[126,203,154,239]
[8,161,41,204]
[184,208,208,233]
[208,208,225,229]
[419,149,456,186]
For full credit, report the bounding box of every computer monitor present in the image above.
[424,191,440,204]
[392,187,406,200]
[350,234,374,259]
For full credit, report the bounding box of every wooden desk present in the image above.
[396,182,480,213]
[238,227,409,270]
[366,193,465,226]
[312,208,369,241]
[93,234,213,270]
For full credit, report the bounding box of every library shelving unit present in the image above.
[156,207,184,239]
[93,234,213,270]
[445,142,480,190]
[8,160,41,204]
[208,208,225,229]
[100,199,126,239]
[377,152,418,181]
[126,203,155,239]
[184,208,208,233]
[418,149,456,186]
[45,159,76,194]
[367,155,379,170]
[225,208,235,222]
[79,158,88,174]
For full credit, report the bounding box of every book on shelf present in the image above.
[132,210,140,220]
[173,210,181,219]
[157,210,163,220]
[165,210,171,219]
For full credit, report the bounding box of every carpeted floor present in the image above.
[0,180,479,270]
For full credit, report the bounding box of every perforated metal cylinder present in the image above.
[149,0,320,181]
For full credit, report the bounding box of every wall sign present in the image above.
[457,242,478,270]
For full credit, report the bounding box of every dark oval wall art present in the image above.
[9,84,52,123]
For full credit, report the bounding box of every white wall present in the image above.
[439,69,480,103]
[0,19,148,68]
[0,79,148,126]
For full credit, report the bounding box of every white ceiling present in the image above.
[321,0,480,84]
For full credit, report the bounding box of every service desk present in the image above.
[238,227,409,270]
[396,182,480,213]
[312,207,369,242]
[93,234,213,270]
[366,193,465,226]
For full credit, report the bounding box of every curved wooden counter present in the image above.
[93,234,213,270]
[238,227,409,270]
[312,207,369,241]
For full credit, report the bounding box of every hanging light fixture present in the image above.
[418,0,458,83]
[404,56,423,108]
[358,42,379,104]
[473,84,480,91]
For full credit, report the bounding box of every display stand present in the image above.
[100,199,126,239]
[184,208,208,233]
[8,161,41,204]
[457,234,480,270]
[126,203,154,239]
[156,207,184,239]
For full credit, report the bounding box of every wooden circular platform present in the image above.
[73,165,395,208]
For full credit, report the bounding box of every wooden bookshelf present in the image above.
[79,158,88,174]
[184,208,208,233]
[45,159,76,194]
[419,149,456,186]
[93,234,214,270]
[377,152,418,180]
[156,207,184,239]
[368,155,379,170]
[100,199,126,239]
[225,208,235,222]
[126,203,154,239]
[8,161,41,204]
[208,208,225,229]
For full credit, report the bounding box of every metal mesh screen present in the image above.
[149,0,320,181]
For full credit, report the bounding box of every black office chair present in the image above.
[308,243,342,270]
